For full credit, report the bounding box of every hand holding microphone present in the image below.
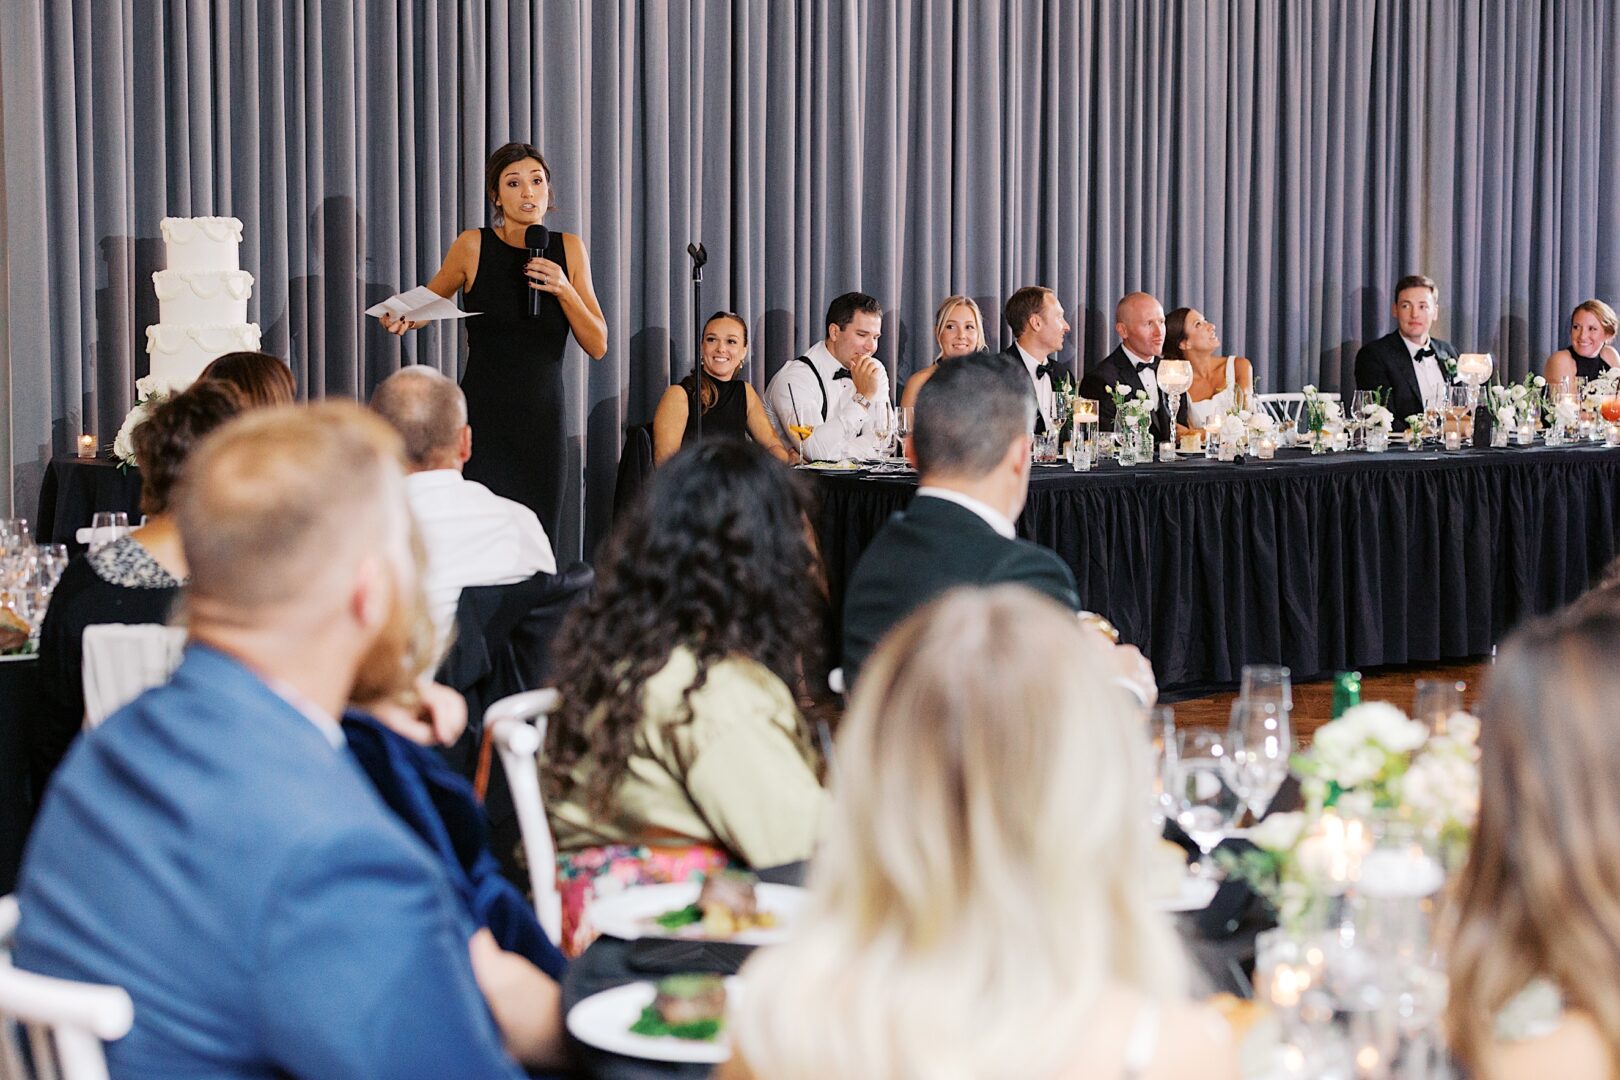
[523,224,573,315]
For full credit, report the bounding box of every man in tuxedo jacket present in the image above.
[1354,274,1459,422]
[14,405,560,1078]
[1079,291,1191,445]
[840,352,1156,698]
[999,285,1076,437]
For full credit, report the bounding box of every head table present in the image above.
[810,442,1620,697]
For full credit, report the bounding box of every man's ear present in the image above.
[350,555,391,633]
[1002,432,1031,477]
[904,433,920,470]
[458,425,472,464]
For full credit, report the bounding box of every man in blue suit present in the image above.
[14,404,555,1078]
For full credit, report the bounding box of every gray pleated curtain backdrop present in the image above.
[3,1,1619,557]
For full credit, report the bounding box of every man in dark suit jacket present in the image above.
[1079,291,1191,445]
[998,285,1076,438]
[841,351,1155,698]
[1354,274,1460,423]
[14,405,558,1078]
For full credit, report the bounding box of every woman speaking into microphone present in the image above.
[381,141,607,540]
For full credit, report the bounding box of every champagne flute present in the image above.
[895,405,914,454]
[1174,729,1243,877]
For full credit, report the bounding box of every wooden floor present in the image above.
[1168,659,1488,744]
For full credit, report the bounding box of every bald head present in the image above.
[368,366,470,471]
[1114,292,1166,358]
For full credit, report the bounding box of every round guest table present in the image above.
[810,443,1620,697]
[32,456,144,554]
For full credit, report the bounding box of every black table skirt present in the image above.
[812,443,1620,696]
[32,457,145,554]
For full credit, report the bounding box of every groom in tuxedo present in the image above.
[999,285,1075,437]
[839,351,1155,700]
[1079,291,1191,445]
[1354,274,1459,423]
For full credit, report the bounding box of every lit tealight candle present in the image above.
[1256,435,1277,460]
[1444,430,1462,450]
[1516,422,1534,446]
[1159,441,1177,462]
[77,434,96,459]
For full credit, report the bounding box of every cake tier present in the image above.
[159,216,243,272]
[153,269,253,326]
[144,322,262,394]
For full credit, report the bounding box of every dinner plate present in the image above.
[1155,874,1220,913]
[566,977,741,1064]
[588,882,807,945]
[798,460,861,471]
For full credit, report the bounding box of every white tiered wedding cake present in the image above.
[143,216,260,393]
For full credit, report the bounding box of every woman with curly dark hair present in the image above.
[542,438,829,952]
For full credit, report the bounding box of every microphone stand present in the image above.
[684,242,708,447]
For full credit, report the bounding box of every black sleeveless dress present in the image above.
[462,227,571,538]
[678,374,749,448]
[1568,347,1611,382]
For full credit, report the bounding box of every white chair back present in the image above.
[0,895,134,1080]
[79,625,186,729]
[485,689,563,945]
[1256,391,1340,429]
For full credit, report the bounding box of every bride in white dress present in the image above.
[1164,307,1252,428]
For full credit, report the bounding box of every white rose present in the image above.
[1303,384,1318,395]
[1324,400,1343,420]
[1220,414,1247,440]
[1511,385,1528,400]
[1447,711,1480,747]
[1342,701,1427,754]
[1534,375,1547,387]
[1249,811,1308,853]
[112,403,150,464]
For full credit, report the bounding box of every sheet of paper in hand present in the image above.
[365,286,476,321]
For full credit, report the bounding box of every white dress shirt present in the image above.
[764,340,891,461]
[914,487,1016,539]
[1404,335,1449,410]
[1121,344,1160,411]
[1015,343,1056,423]
[405,470,558,642]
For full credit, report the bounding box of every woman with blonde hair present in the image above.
[724,585,1236,1080]
[1544,299,1620,386]
[900,295,987,409]
[1446,607,1620,1078]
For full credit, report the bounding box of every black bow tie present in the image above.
[1036,360,1066,382]
[1133,356,1159,372]
[1414,346,1436,361]
[833,368,852,381]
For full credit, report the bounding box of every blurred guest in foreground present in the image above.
[900,294,988,409]
[15,403,560,1077]
[198,349,297,408]
[33,380,244,791]
[725,586,1236,1080]
[652,311,793,465]
[840,351,1153,700]
[1544,299,1620,386]
[1447,606,1620,1079]
[369,365,555,642]
[1164,306,1252,429]
[543,440,829,953]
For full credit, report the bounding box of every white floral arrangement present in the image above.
[1553,397,1580,428]
[1218,701,1480,926]
[1246,410,1278,435]
[1301,385,1342,433]
[112,375,167,468]
[1486,383,1519,428]
[1219,413,1248,443]
[1109,383,1152,423]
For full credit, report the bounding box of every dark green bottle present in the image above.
[1331,671,1362,717]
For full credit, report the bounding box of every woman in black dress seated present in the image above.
[381,142,608,541]
[1545,299,1620,387]
[33,381,245,790]
[651,311,793,465]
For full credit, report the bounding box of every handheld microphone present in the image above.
[525,224,550,318]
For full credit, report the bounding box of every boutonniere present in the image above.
[1443,355,1458,379]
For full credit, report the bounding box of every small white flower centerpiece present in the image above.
[112,375,168,469]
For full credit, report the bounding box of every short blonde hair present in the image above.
[932,295,987,356]
[733,586,1187,1078]
[1573,299,1620,338]
[174,402,409,610]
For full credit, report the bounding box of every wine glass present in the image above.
[90,512,129,553]
[1240,664,1294,716]
[1174,729,1243,876]
[870,403,894,461]
[895,405,914,453]
[1444,385,1473,444]
[1227,698,1294,821]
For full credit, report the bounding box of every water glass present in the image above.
[1241,664,1294,714]
[90,512,129,553]
[1144,705,1178,826]
[1411,678,1465,735]
[1174,729,1243,875]
[1227,698,1294,820]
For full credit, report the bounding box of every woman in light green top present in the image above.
[1447,599,1620,1078]
[541,439,830,951]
